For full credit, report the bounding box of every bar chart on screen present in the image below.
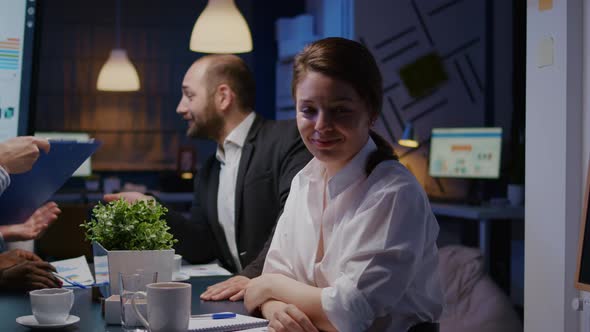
[0,35,23,141]
[0,37,20,73]
[0,0,38,141]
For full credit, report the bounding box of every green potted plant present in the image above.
[81,198,177,296]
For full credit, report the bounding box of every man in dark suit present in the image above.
[105,55,311,301]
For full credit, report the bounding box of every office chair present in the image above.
[407,322,439,332]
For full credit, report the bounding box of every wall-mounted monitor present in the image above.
[0,0,39,141]
[428,127,502,179]
[34,132,93,177]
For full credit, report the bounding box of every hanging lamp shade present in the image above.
[97,49,140,91]
[398,122,420,148]
[190,0,252,53]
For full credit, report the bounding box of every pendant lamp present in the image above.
[97,0,140,91]
[189,0,253,54]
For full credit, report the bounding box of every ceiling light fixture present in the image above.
[97,0,140,91]
[189,0,252,54]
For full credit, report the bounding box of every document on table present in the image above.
[180,263,232,277]
[93,255,110,285]
[50,256,95,287]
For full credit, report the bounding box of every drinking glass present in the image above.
[119,271,157,331]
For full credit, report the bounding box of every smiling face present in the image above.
[295,71,375,176]
[176,61,224,140]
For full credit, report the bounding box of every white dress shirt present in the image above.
[0,165,10,196]
[0,165,9,251]
[263,138,443,331]
[216,112,256,272]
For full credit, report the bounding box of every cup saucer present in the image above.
[16,315,80,329]
[173,272,190,281]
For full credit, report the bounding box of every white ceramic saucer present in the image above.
[16,315,80,329]
[173,272,190,281]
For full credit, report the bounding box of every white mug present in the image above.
[132,282,191,332]
[30,288,74,324]
[174,254,182,274]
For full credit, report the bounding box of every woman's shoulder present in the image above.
[365,160,426,197]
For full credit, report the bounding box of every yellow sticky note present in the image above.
[539,0,553,11]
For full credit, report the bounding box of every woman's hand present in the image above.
[0,249,42,270]
[0,260,61,290]
[4,249,43,262]
[244,274,274,313]
[262,300,319,332]
[244,273,290,312]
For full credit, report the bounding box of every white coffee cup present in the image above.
[132,282,191,332]
[30,288,74,324]
[174,254,182,274]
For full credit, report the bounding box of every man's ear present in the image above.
[216,84,233,112]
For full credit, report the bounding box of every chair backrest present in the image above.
[408,322,439,332]
[36,203,93,261]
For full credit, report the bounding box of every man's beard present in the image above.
[186,104,224,140]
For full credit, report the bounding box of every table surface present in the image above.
[1,276,248,332]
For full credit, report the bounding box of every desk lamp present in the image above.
[398,122,420,148]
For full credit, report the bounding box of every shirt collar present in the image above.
[216,112,256,163]
[300,136,377,199]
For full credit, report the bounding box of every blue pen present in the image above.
[52,272,89,289]
[192,312,237,320]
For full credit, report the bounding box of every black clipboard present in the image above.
[0,140,102,224]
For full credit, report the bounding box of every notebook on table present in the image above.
[189,313,268,331]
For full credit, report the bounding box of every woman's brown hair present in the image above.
[291,37,398,175]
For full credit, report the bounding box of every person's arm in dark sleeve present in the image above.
[163,171,219,264]
[240,130,312,278]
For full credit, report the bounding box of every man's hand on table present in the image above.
[103,191,154,203]
[200,275,250,301]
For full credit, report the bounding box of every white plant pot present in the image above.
[92,242,174,297]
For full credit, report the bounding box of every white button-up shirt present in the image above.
[0,165,10,196]
[263,138,443,331]
[216,112,256,272]
[0,165,9,251]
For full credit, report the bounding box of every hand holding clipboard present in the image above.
[0,140,101,225]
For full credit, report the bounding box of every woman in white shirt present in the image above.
[243,37,443,332]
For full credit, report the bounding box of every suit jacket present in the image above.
[165,115,312,278]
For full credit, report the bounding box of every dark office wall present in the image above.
[33,0,303,171]
[354,0,514,200]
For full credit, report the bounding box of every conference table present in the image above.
[0,276,249,331]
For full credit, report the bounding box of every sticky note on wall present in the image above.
[539,0,553,11]
[537,37,554,68]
